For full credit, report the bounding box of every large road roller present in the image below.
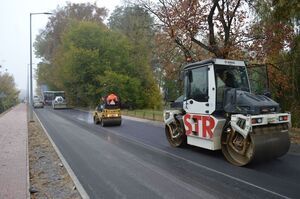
[93,93,122,126]
[164,59,290,166]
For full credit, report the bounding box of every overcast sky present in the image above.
[0,0,122,94]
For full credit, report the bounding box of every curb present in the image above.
[33,111,90,199]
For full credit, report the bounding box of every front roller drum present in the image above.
[221,123,290,166]
[101,117,122,127]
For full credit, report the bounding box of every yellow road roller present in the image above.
[93,93,122,126]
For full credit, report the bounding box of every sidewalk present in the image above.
[0,104,28,199]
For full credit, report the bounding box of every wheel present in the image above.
[94,116,99,124]
[165,120,186,147]
[221,126,254,166]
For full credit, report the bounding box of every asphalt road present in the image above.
[34,107,300,199]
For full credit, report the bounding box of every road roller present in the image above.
[93,93,122,126]
[164,59,290,166]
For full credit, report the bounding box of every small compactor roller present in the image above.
[93,93,122,126]
[164,59,290,166]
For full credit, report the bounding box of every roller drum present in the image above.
[250,124,290,162]
[221,123,290,166]
[102,117,122,126]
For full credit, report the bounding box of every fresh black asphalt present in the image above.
[34,107,300,199]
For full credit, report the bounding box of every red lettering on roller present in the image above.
[183,114,192,135]
[192,115,202,136]
[183,114,216,139]
[202,116,215,139]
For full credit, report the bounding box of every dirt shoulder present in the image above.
[28,117,81,199]
[289,128,300,154]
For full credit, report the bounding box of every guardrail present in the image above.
[122,109,163,122]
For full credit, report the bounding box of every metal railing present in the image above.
[122,109,163,122]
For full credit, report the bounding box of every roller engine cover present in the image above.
[223,88,280,115]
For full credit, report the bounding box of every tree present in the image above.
[136,0,253,60]
[34,2,107,62]
[52,21,134,106]
[96,71,144,108]
[35,3,163,109]
[0,72,19,113]
[249,0,300,126]
[109,5,162,108]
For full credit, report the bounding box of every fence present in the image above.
[122,109,164,122]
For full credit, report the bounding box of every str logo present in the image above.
[183,114,216,139]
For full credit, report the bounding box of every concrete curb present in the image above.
[33,111,90,199]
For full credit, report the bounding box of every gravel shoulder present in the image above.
[289,128,300,154]
[28,115,81,199]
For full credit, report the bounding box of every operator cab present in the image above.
[214,64,250,112]
[183,59,250,115]
[183,58,279,116]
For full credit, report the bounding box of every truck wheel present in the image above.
[165,120,186,147]
[221,126,253,166]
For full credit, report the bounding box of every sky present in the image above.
[0,0,122,96]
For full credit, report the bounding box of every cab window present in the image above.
[185,66,208,102]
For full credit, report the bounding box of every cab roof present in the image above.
[183,58,246,70]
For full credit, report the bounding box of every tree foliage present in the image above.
[137,0,253,60]
[34,2,107,62]
[35,3,162,109]
[249,0,300,126]
[0,71,19,113]
[108,6,162,108]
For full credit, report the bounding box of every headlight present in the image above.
[279,116,288,121]
[164,112,170,120]
[252,118,263,124]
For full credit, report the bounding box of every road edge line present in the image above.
[33,111,90,199]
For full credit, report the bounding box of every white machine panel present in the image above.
[183,113,226,150]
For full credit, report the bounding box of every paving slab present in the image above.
[0,104,28,199]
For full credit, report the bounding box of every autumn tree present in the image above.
[136,0,254,61]
[249,0,300,126]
